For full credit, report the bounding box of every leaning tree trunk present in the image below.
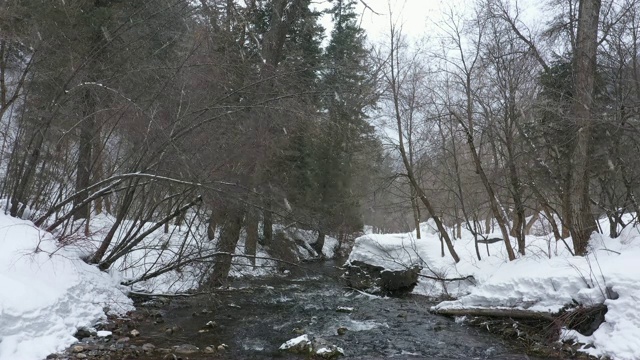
[461,126,516,261]
[569,0,601,255]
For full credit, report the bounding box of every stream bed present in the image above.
[117,260,558,359]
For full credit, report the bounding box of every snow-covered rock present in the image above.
[278,334,312,353]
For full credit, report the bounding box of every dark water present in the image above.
[136,261,549,359]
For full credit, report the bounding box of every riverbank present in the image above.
[346,218,640,359]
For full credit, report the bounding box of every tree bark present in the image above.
[410,185,421,239]
[433,307,554,321]
[313,231,325,256]
[263,205,273,245]
[209,208,244,286]
[569,0,601,255]
[244,209,259,265]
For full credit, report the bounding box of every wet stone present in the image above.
[173,344,199,355]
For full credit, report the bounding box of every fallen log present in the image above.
[431,307,555,321]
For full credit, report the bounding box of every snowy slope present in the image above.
[0,214,132,360]
[348,218,640,360]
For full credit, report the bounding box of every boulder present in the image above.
[342,260,421,295]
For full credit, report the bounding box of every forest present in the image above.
[1,0,637,277]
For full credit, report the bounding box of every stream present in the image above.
[131,260,554,359]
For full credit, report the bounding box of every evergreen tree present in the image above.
[313,0,377,250]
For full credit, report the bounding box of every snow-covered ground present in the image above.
[0,214,133,360]
[347,217,640,360]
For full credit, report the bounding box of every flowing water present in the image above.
[135,260,552,359]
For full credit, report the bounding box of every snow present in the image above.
[278,334,310,350]
[0,214,132,360]
[349,217,640,360]
[316,345,344,356]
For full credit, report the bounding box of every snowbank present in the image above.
[0,214,132,360]
[348,218,640,359]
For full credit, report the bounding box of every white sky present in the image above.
[356,0,461,41]
[350,0,544,44]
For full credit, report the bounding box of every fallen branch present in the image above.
[419,273,476,283]
[128,291,201,298]
[431,307,555,321]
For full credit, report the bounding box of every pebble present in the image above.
[217,343,229,351]
[142,343,156,352]
[72,345,84,353]
[75,354,87,359]
[173,344,199,355]
[337,327,348,336]
[204,346,215,353]
[130,329,140,337]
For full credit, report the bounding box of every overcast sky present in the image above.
[356,0,459,41]
[349,0,544,45]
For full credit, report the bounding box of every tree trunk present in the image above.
[263,207,273,245]
[313,231,325,256]
[210,209,244,286]
[207,211,217,241]
[389,29,459,262]
[244,209,259,266]
[461,125,516,261]
[90,184,136,264]
[569,0,601,255]
[410,185,421,239]
[524,210,540,235]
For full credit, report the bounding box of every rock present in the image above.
[45,354,59,359]
[205,320,217,328]
[74,328,94,340]
[75,354,88,359]
[279,334,312,354]
[342,260,421,295]
[292,328,305,335]
[173,344,199,355]
[165,328,173,335]
[130,329,140,337]
[337,327,348,336]
[201,309,211,314]
[142,343,156,352]
[72,345,84,353]
[217,343,229,352]
[316,345,345,359]
[204,346,215,354]
[116,337,130,344]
